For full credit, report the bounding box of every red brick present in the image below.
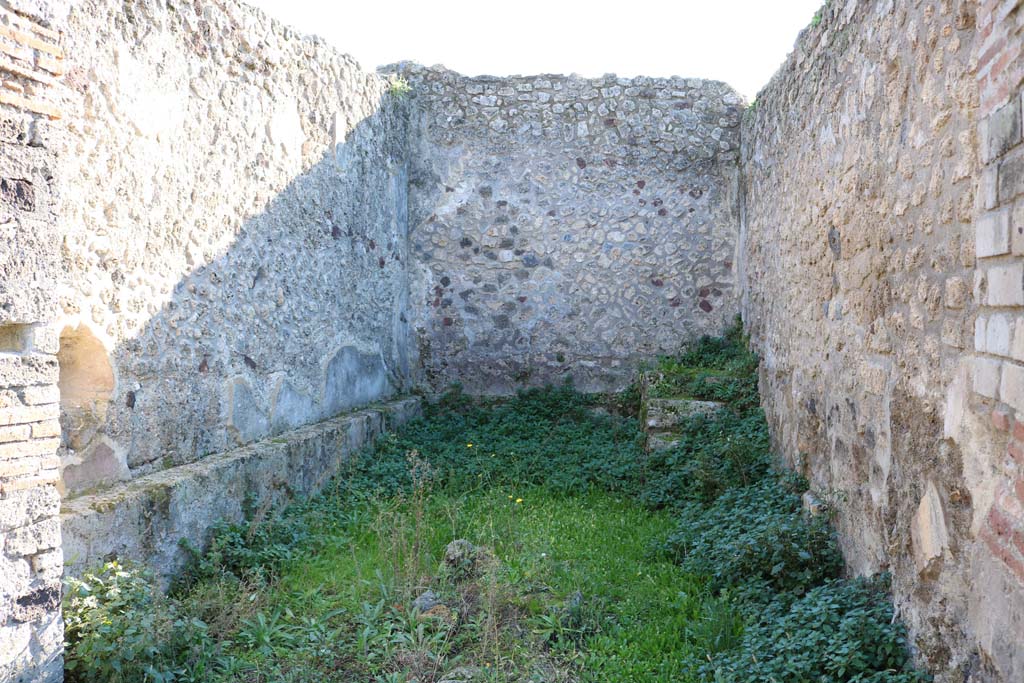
[0,8,61,42]
[979,13,994,37]
[0,472,58,493]
[984,83,1011,115]
[1013,528,1024,556]
[0,89,61,120]
[988,503,1016,537]
[979,34,1007,73]
[0,24,62,58]
[981,527,1024,584]
[1016,478,1024,502]
[980,0,1000,20]
[1010,439,1024,465]
[1014,418,1024,441]
[993,407,1012,431]
[988,46,1019,85]
[36,53,64,77]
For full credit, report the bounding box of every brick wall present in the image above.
[1,331,64,683]
[0,2,65,681]
[978,0,1024,116]
[972,0,1024,639]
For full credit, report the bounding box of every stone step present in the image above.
[644,397,724,430]
[647,430,682,451]
[641,369,739,401]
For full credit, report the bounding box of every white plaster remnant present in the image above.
[911,481,949,577]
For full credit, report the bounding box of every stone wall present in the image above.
[741,0,1023,680]
[0,1,67,680]
[54,0,418,496]
[4,0,1024,681]
[397,64,742,394]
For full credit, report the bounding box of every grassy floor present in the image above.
[64,322,928,683]
[179,485,724,682]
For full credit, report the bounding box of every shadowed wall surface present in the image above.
[55,0,418,495]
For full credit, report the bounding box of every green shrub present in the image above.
[641,316,783,540]
[663,478,843,596]
[62,322,929,683]
[64,561,212,683]
[652,369,760,410]
[176,512,310,589]
[356,383,646,496]
[703,577,931,683]
[387,75,412,98]
[674,318,756,375]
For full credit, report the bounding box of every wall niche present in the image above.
[57,324,124,493]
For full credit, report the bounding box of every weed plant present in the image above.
[64,320,929,682]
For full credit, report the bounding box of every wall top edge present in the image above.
[382,61,745,103]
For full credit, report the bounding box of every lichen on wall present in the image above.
[55,0,419,494]
[397,64,743,394]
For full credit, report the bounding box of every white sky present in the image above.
[245,0,825,101]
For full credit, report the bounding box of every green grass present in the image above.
[64,322,929,683]
[121,483,724,682]
[272,488,716,682]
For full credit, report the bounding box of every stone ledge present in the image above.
[60,396,422,583]
[640,370,728,451]
[647,431,683,452]
[644,397,725,430]
[643,398,726,452]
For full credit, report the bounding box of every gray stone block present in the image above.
[646,431,682,452]
[645,398,725,430]
[999,148,1024,204]
[983,99,1023,163]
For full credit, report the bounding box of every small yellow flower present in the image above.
[466,443,473,448]
[516,498,523,504]
[508,495,514,499]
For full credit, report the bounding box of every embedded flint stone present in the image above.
[802,491,825,517]
[911,481,949,578]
